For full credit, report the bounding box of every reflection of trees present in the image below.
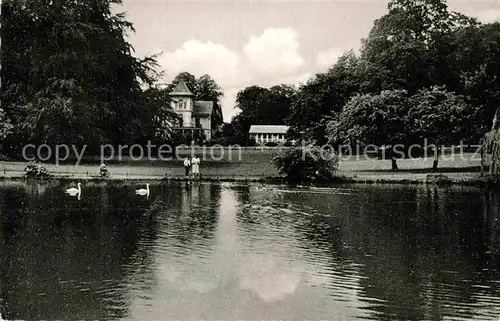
[0,180,55,197]
[0,182,159,320]
[256,185,500,321]
[349,186,500,321]
[153,182,220,252]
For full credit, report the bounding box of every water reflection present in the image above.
[1,181,500,320]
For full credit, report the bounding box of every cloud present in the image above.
[242,28,304,82]
[156,28,308,121]
[475,9,500,24]
[238,254,301,302]
[158,40,240,87]
[316,47,344,70]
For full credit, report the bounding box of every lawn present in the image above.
[0,147,486,181]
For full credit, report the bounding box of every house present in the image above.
[169,80,213,142]
[249,125,290,145]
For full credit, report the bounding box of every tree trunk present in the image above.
[432,146,439,171]
[432,159,439,170]
[488,108,500,175]
[492,107,500,131]
[391,158,398,171]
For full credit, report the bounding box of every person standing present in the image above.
[183,156,191,177]
[192,155,200,177]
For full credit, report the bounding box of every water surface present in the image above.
[1,181,500,320]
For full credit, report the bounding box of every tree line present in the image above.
[223,0,500,169]
[0,0,224,157]
[2,0,500,171]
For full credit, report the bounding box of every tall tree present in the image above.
[452,23,500,140]
[359,0,477,94]
[287,51,360,144]
[196,74,224,132]
[167,72,198,94]
[230,84,296,144]
[326,90,410,170]
[408,86,469,169]
[0,109,13,141]
[143,86,180,143]
[1,0,160,153]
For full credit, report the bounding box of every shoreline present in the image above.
[0,156,494,187]
[1,171,497,188]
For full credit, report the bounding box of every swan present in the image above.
[65,183,81,196]
[136,183,150,196]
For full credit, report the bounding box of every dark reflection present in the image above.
[0,182,147,319]
[267,185,500,321]
[354,187,500,321]
[154,182,220,247]
[1,181,500,320]
[0,181,220,320]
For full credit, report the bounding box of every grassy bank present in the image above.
[0,149,491,186]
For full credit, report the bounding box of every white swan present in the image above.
[65,183,81,196]
[135,183,150,196]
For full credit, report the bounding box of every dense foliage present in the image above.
[3,0,500,175]
[223,0,500,174]
[1,0,166,153]
[326,86,469,169]
[273,147,338,182]
[222,85,296,145]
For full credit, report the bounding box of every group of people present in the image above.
[184,156,201,178]
[98,158,201,179]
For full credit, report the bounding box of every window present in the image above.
[179,99,184,109]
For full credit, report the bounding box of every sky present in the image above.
[117,0,500,121]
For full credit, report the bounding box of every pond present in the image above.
[1,181,500,320]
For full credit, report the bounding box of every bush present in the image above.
[25,163,52,178]
[273,147,338,182]
[426,174,452,185]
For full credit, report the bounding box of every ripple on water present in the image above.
[5,182,500,321]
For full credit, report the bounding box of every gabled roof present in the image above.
[249,125,289,134]
[193,101,213,115]
[170,80,194,96]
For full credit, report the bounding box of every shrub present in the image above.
[24,163,52,178]
[426,174,452,185]
[273,147,339,182]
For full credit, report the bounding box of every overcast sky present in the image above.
[117,0,500,121]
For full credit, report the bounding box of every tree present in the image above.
[452,22,500,140]
[267,85,296,125]
[0,108,14,143]
[326,90,410,170]
[216,122,247,146]
[167,72,224,133]
[484,108,500,175]
[408,86,469,169]
[228,85,295,144]
[144,86,180,143]
[359,0,477,94]
[167,72,198,94]
[196,74,224,132]
[1,0,160,153]
[287,51,360,144]
[273,147,339,182]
